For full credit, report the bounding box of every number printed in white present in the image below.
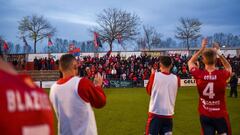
[22,124,50,135]
[203,82,215,99]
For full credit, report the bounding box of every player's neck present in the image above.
[0,59,18,75]
[160,68,170,74]
[62,71,75,79]
[205,65,216,73]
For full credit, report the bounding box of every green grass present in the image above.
[46,87,240,135]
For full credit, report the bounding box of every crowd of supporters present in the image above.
[33,57,55,70]
[77,53,240,81]
[7,55,26,70]
[18,52,240,81]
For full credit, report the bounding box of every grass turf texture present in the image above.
[46,87,240,135]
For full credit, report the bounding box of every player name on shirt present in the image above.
[204,75,217,80]
[5,89,51,112]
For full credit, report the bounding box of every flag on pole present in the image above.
[3,41,9,51]
[48,34,53,46]
[68,43,80,56]
[117,33,122,44]
[94,32,102,48]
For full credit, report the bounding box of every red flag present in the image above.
[94,32,102,48]
[68,43,80,56]
[94,32,98,48]
[48,35,53,46]
[72,48,80,53]
[3,41,9,50]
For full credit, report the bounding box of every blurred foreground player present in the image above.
[50,54,106,135]
[188,39,232,135]
[0,53,54,135]
[145,56,180,135]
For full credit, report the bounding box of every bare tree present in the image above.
[175,17,202,52]
[137,25,162,50]
[18,15,56,53]
[143,25,161,50]
[93,8,141,51]
[213,33,225,46]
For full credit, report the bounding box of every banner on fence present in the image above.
[35,78,240,89]
[181,79,196,86]
[110,80,133,88]
[144,79,197,87]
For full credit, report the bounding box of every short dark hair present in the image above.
[160,56,172,67]
[59,54,76,71]
[202,49,217,65]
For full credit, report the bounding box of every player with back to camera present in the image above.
[49,54,106,135]
[0,50,54,135]
[188,38,232,135]
[145,56,180,135]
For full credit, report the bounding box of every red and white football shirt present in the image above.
[50,76,106,135]
[190,67,230,118]
[0,70,54,135]
[146,72,180,117]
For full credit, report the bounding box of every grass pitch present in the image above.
[47,87,240,135]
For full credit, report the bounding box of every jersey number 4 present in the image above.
[203,82,215,99]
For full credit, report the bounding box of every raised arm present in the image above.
[78,73,106,109]
[213,43,232,74]
[188,38,208,70]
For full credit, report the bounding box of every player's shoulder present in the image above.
[190,66,202,72]
[79,77,91,85]
[214,69,229,74]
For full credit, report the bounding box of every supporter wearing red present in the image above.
[0,54,54,135]
[188,39,232,135]
[145,56,180,135]
[50,57,55,70]
[49,54,106,135]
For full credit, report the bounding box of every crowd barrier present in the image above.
[36,78,240,89]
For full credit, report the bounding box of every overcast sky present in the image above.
[0,0,240,46]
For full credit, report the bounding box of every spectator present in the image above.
[50,57,55,70]
[34,57,38,70]
[229,72,238,98]
[121,71,127,80]
[111,67,117,78]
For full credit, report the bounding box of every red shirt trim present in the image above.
[161,71,171,75]
[57,76,74,84]
[148,112,173,118]
[146,73,155,95]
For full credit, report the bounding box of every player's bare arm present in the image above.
[188,38,208,70]
[213,43,232,74]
